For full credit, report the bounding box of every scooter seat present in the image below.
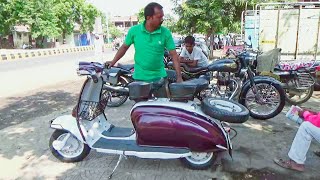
[169,78,209,101]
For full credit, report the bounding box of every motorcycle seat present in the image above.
[277,61,316,71]
[183,65,208,73]
[169,78,209,101]
[166,61,208,73]
[117,63,134,71]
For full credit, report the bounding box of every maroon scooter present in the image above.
[49,62,249,178]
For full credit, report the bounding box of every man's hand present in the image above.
[169,49,183,83]
[298,110,304,118]
[105,61,113,68]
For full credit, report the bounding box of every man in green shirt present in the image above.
[107,2,182,83]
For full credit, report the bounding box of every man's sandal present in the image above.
[273,158,305,172]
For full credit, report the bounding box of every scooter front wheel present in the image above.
[181,152,217,170]
[49,130,90,162]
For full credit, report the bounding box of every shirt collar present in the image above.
[141,21,161,34]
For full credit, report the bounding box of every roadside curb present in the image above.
[0,44,112,61]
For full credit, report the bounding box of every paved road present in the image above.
[1,50,320,179]
[0,47,134,98]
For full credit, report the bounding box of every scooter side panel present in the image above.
[131,106,227,152]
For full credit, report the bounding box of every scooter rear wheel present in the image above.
[181,152,217,170]
[49,130,90,162]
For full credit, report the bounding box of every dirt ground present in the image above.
[1,80,320,180]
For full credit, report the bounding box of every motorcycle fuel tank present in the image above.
[208,59,238,73]
[131,102,228,152]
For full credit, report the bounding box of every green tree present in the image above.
[137,8,144,23]
[7,0,61,46]
[0,0,13,37]
[172,0,250,36]
[109,23,122,39]
[0,0,100,47]
[53,0,84,40]
[163,14,177,32]
[79,3,100,33]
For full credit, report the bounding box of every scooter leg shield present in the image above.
[50,115,84,143]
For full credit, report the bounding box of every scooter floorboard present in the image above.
[102,126,134,137]
[93,138,189,153]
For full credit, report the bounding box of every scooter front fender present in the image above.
[50,115,84,143]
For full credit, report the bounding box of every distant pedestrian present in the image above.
[214,36,219,50]
[226,34,231,46]
[94,34,104,63]
[245,35,252,48]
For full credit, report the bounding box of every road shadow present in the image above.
[1,94,320,179]
[0,90,78,130]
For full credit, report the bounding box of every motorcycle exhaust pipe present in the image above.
[103,84,129,95]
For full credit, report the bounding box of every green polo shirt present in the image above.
[124,21,176,82]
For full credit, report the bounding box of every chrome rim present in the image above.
[209,99,242,113]
[56,133,84,158]
[185,152,213,165]
[245,83,281,116]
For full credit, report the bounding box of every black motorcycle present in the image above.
[229,48,319,105]
[167,52,286,120]
[102,63,134,107]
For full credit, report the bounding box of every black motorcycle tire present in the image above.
[285,85,314,105]
[105,76,129,107]
[239,79,285,120]
[49,130,91,162]
[201,98,249,123]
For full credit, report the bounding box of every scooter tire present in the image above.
[180,152,217,170]
[201,98,249,123]
[49,130,90,163]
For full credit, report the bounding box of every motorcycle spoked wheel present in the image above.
[49,130,91,162]
[285,85,314,105]
[240,80,285,120]
[103,76,129,107]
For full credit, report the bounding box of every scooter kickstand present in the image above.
[108,154,126,179]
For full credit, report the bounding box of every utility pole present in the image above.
[106,13,110,43]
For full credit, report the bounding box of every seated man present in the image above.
[179,36,209,68]
[274,108,320,172]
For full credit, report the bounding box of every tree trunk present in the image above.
[208,29,215,59]
[0,35,2,49]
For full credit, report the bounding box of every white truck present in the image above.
[243,2,320,61]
